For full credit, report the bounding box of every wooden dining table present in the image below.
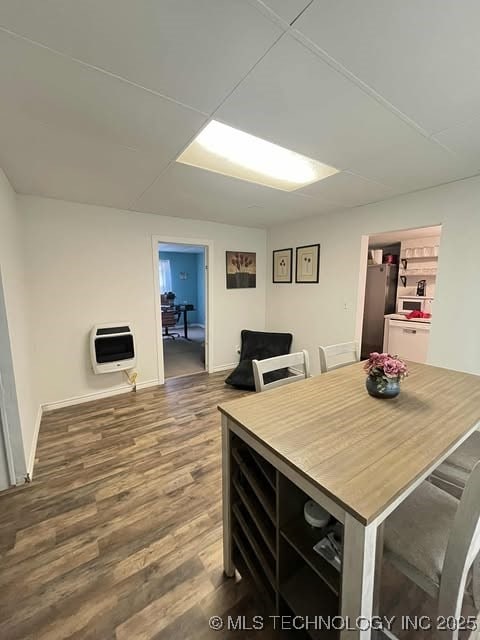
[218,361,480,639]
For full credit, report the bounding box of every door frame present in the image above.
[151,235,214,384]
[354,235,370,352]
[0,268,21,487]
[0,380,16,487]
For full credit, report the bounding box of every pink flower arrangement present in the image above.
[364,352,408,381]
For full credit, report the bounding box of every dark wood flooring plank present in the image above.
[0,370,472,640]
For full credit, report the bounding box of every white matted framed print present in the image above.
[295,244,320,283]
[272,248,293,283]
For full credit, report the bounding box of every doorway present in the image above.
[157,242,207,379]
[358,225,442,363]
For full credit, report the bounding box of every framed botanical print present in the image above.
[296,244,320,283]
[226,251,256,289]
[272,248,293,283]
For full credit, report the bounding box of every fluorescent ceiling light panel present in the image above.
[176,120,338,191]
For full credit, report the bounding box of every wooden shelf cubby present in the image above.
[280,563,339,640]
[232,445,276,524]
[229,434,341,638]
[281,517,340,596]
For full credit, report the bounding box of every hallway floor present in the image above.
[163,325,205,379]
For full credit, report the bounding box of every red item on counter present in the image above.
[406,310,432,320]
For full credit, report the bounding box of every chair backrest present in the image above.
[439,459,480,633]
[161,292,176,307]
[252,350,310,393]
[162,310,176,327]
[319,342,359,373]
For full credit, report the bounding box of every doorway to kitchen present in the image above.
[157,242,207,379]
[358,225,442,364]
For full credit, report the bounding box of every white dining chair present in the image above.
[252,350,310,393]
[383,461,480,639]
[318,341,359,373]
[430,430,480,499]
[429,429,480,609]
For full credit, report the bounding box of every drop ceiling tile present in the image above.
[217,34,474,193]
[134,162,340,227]
[0,0,283,113]
[0,30,207,159]
[217,34,430,170]
[298,172,397,207]
[0,110,162,210]
[258,0,313,24]
[433,119,480,168]
[293,0,480,134]
[349,135,477,191]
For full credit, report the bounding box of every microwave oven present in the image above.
[397,296,433,315]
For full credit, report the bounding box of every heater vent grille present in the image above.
[90,323,136,374]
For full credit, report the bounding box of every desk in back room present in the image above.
[175,304,195,340]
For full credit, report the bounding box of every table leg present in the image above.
[373,523,384,617]
[222,416,235,577]
[341,513,377,640]
[183,310,190,340]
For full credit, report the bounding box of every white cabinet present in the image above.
[384,318,430,363]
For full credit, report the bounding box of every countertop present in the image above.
[385,313,432,324]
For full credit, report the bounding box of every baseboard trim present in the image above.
[213,363,237,373]
[42,379,161,412]
[28,405,43,479]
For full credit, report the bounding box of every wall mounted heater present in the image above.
[90,323,136,374]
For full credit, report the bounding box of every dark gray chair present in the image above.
[225,330,293,391]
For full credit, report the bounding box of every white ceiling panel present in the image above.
[134,162,340,227]
[258,0,313,24]
[433,118,480,166]
[0,30,207,160]
[0,1,478,225]
[293,0,480,134]
[217,35,476,192]
[0,110,162,210]
[0,0,283,114]
[348,135,477,191]
[298,172,397,207]
[217,35,442,172]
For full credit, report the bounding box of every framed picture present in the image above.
[226,251,256,289]
[272,248,293,283]
[296,244,320,283]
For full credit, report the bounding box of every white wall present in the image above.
[266,174,480,376]
[20,196,267,407]
[0,170,36,479]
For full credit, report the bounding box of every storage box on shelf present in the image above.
[230,434,341,639]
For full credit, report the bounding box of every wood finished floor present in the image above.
[0,371,476,639]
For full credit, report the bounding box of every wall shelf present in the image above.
[400,258,437,287]
[401,255,438,261]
